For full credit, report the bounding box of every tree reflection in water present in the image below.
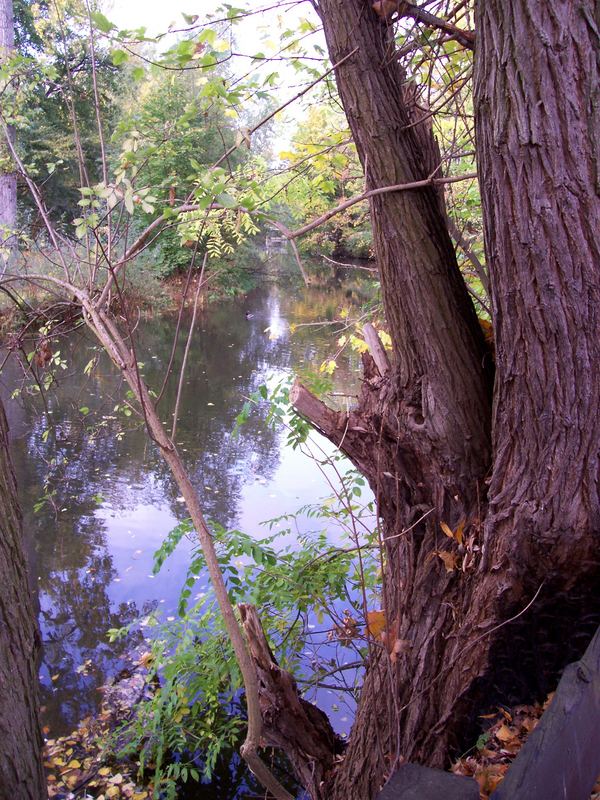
[1,278,371,793]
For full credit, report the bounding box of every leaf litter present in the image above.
[452,695,600,799]
[44,651,156,799]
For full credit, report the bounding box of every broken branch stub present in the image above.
[238,604,342,800]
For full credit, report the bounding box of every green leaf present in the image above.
[199,28,217,45]
[111,49,129,66]
[91,11,115,33]
[216,192,237,208]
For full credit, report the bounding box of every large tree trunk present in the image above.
[0,398,45,798]
[475,0,600,577]
[279,1,600,798]
[0,0,16,268]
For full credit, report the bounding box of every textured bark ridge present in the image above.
[275,1,600,798]
[0,399,46,798]
[475,0,600,578]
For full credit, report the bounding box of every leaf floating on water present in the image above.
[137,652,154,669]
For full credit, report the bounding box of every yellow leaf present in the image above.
[349,334,368,353]
[440,521,454,539]
[106,787,120,798]
[98,766,111,776]
[319,359,337,375]
[366,610,386,640]
[440,519,465,545]
[67,759,81,769]
[377,329,392,349]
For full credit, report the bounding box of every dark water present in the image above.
[1,276,373,763]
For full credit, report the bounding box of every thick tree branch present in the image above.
[403,3,475,49]
[239,604,341,800]
[371,1,475,49]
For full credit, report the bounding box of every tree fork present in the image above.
[282,1,600,797]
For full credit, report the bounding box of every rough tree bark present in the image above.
[0,398,46,798]
[0,0,16,268]
[253,1,600,798]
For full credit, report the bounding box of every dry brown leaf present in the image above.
[495,724,513,743]
[389,639,410,664]
[366,610,386,640]
[436,551,458,573]
[440,519,465,545]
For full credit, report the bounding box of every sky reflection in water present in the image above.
[2,278,374,746]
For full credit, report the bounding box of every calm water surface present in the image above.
[2,278,372,761]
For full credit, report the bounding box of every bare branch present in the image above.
[288,172,478,240]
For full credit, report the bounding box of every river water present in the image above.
[2,273,374,789]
